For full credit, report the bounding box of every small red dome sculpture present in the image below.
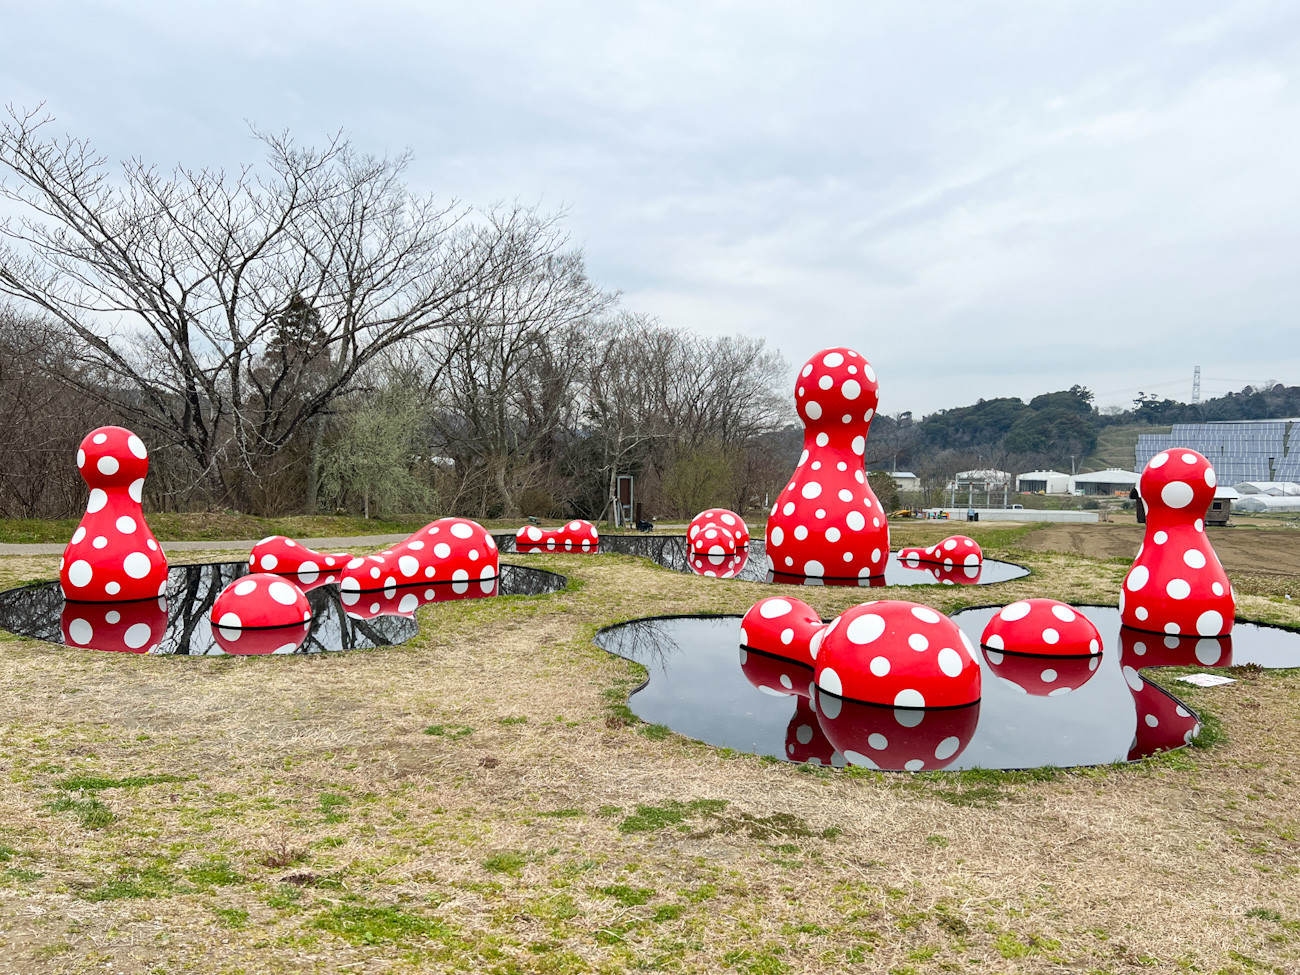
[1121,449,1234,637]
[515,520,600,553]
[688,550,748,578]
[61,597,169,654]
[898,535,983,567]
[980,599,1103,657]
[814,688,980,771]
[765,348,889,580]
[249,536,352,589]
[340,577,501,619]
[740,596,824,668]
[211,621,310,656]
[209,573,311,629]
[920,563,984,585]
[813,600,981,708]
[60,426,169,602]
[982,649,1101,697]
[341,517,498,593]
[688,508,749,556]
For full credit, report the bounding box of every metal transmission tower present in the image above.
[1192,365,1201,404]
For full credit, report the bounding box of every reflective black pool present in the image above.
[594,606,1300,771]
[494,534,1030,587]
[0,561,566,656]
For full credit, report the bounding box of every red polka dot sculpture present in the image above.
[341,517,498,593]
[249,536,352,590]
[1121,449,1234,637]
[61,597,169,654]
[814,687,980,771]
[785,697,840,766]
[688,508,749,556]
[1116,626,1219,759]
[898,535,983,567]
[813,601,981,708]
[340,576,501,619]
[688,550,748,579]
[981,599,1103,657]
[739,644,813,698]
[740,596,825,669]
[211,621,311,656]
[60,426,169,602]
[911,563,983,586]
[209,573,312,630]
[766,348,889,580]
[515,520,600,553]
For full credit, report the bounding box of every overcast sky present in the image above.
[3,1,1298,416]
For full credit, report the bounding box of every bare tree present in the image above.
[0,106,532,508]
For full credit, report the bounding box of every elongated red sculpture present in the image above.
[61,426,169,602]
[898,535,983,567]
[688,508,749,556]
[249,536,352,589]
[1121,449,1234,637]
[766,348,889,580]
[515,520,599,553]
[210,573,312,629]
[341,517,498,593]
[814,600,981,708]
[340,577,501,619]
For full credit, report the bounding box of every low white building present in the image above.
[887,471,920,491]
[1016,470,1070,494]
[1234,481,1300,496]
[1070,469,1140,496]
[1234,494,1300,513]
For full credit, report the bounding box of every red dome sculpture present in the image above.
[740,596,824,668]
[209,573,311,629]
[814,688,980,771]
[1121,449,1234,637]
[61,597,169,654]
[688,550,748,578]
[249,536,352,589]
[687,508,749,556]
[765,348,889,580]
[980,599,1103,657]
[515,520,600,553]
[341,517,498,593]
[211,621,310,656]
[982,649,1102,697]
[813,600,981,708]
[898,535,983,567]
[60,426,169,602]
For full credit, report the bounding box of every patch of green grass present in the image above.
[617,799,729,834]
[497,715,529,725]
[722,945,793,975]
[46,793,115,829]
[212,907,249,928]
[0,844,17,862]
[319,792,350,823]
[186,859,245,887]
[597,884,655,907]
[1189,712,1226,750]
[422,724,475,740]
[266,885,304,910]
[1,866,44,885]
[639,723,672,740]
[80,864,181,902]
[653,904,687,922]
[1246,908,1283,922]
[483,851,530,876]
[539,807,584,819]
[313,901,459,948]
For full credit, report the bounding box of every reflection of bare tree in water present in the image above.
[0,560,565,656]
[596,616,692,669]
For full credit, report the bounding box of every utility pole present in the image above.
[1192,365,1201,404]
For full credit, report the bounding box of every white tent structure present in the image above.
[1234,481,1300,496]
[1233,494,1300,513]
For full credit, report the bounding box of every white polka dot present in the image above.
[842,379,861,400]
[869,655,890,676]
[782,502,796,516]
[219,612,243,628]
[68,618,93,644]
[803,560,824,576]
[894,688,925,708]
[127,435,147,459]
[1135,606,1148,620]
[851,435,865,455]
[793,525,808,541]
[129,478,144,503]
[92,536,107,549]
[906,634,928,652]
[801,363,813,377]
[846,511,865,532]
[1205,467,1216,488]
[123,552,151,579]
[114,516,136,534]
[1153,531,1168,544]
[1196,611,1224,636]
[1051,604,1076,622]
[1166,578,1191,600]
[759,598,793,619]
[450,522,474,539]
[1183,549,1207,569]
[1194,519,1204,532]
[1126,566,1149,591]
[97,455,119,476]
[434,543,452,559]
[818,667,843,696]
[260,553,279,571]
[802,481,822,500]
[123,623,153,649]
[838,489,853,502]
[1150,451,1169,468]
[826,527,841,542]
[234,579,258,596]
[87,488,108,513]
[769,526,784,546]
[1000,601,1031,621]
[1161,481,1194,509]
[984,636,1004,652]
[297,562,320,585]
[77,449,85,468]
[1144,714,1159,728]
[846,614,886,645]
[911,606,941,624]
[1211,582,1224,596]
[805,400,822,420]
[822,352,844,367]
[268,581,299,605]
[399,555,420,576]
[92,432,108,444]
[936,648,963,677]
[818,374,833,390]
[1123,665,1143,691]
[1042,628,1060,644]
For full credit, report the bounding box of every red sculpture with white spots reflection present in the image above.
[1121,449,1234,637]
[765,348,888,579]
[60,426,169,602]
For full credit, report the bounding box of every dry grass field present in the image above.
[0,522,1298,974]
